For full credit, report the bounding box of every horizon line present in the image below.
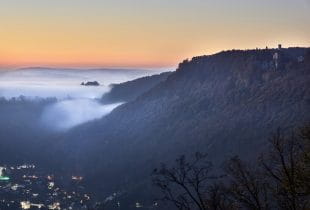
[0,65,176,72]
[1,45,309,70]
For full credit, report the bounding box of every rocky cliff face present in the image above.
[62,47,310,204]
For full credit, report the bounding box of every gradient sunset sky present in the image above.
[1,0,309,68]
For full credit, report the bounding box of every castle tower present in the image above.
[273,52,279,69]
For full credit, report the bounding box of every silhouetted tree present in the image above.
[225,157,271,210]
[224,126,310,210]
[152,152,216,210]
[153,126,310,210]
[204,183,237,210]
[260,127,310,209]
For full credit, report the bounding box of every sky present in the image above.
[0,0,309,68]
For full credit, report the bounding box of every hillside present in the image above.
[0,97,58,165]
[101,72,172,103]
[59,47,310,207]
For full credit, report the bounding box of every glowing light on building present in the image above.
[48,202,61,210]
[0,176,10,181]
[48,182,55,189]
[136,202,143,208]
[0,167,10,181]
[20,201,31,209]
[72,176,83,181]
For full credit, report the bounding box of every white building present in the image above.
[0,167,4,176]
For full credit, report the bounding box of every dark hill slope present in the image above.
[61,48,310,204]
[101,71,171,103]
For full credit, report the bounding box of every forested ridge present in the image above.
[0,47,309,209]
[60,48,310,207]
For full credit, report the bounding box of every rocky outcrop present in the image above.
[81,81,100,86]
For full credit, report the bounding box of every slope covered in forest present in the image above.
[61,48,310,206]
[101,72,171,104]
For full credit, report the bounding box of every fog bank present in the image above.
[0,67,167,130]
[0,68,163,99]
[41,99,122,131]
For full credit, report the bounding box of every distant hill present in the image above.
[61,47,310,207]
[18,66,160,74]
[101,72,172,103]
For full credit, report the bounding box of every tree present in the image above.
[225,157,271,210]
[152,152,217,210]
[204,183,237,210]
[153,126,310,210]
[225,126,310,210]
[260,127,310,209]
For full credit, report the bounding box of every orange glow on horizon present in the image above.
[1,0,309,69]
[2,41,310,69]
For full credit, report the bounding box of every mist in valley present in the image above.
[41,99,123,131]
[0,67,164,132]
